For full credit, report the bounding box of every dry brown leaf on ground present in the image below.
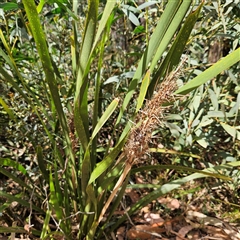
[135,175,145,184]
[125,188,139,204]
[184,229,200,240]
[141,205,151,214]
[176,225,194,240]
[158,197,180,210]
[163,218,173,235]
[222,222,240,240]
[144,213,164,225]
[127,224,165,240]
[186,210,240,240]
[204,225,231,240]
[116,226,126,240]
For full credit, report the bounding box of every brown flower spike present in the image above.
[98,61,185,224]
[125,62,184,165]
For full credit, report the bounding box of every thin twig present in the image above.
[28,186,35,229]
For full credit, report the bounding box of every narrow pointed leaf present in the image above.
[136,70,150,113]
[0,97,15,120]
[93,0,116,50]
[149,0,192,73]
[36,146,49,181]
[22,0,74,163]
[0,191,44,213]
[149,1,203,95]
[88,136,126,185]
[91,98,119,140]
[0,158,27,175]
[131,165,231,181]
[175,48,240,95]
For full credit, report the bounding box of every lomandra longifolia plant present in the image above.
[0,0,239,239]
[97,61,183,225]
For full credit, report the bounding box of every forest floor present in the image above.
[1,170,240,240]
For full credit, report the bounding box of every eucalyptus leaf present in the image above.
[138,1,158,10]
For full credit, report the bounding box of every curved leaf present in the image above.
[0,191,44,213]
[91,98,119,140]
[175,48,240,95]
[136,70,150,113]
[0,158,27,175]
[131,164,231,181]
[149,1,203,95]
[110,162,233,232]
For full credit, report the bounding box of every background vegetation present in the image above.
[0,0,239,239]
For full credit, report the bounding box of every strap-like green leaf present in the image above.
[74,0,99,151]
[22,0,76,185]
[0,158,27,175]
[91,98,119,140]
[0,191,44,213]
[88,138,126,186]
[110,163,233,232]
[0,2,18,11]
[131,164,232,181]
[0,97,15,120]
[36,146,49,181]
[49,168,63,220]
[149,0,192,73]
[149,1,203,96]
[175,48,240,95]
[116,0,192,124]
[93,0,116,50]
[40,209,51,239]
[134,0,183,81]
[136,70,150,114]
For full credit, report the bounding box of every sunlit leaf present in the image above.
[175,48,240,95]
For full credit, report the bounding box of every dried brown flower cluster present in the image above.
[99,63,185,224]
[125,65,183,165]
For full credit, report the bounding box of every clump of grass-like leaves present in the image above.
[0,1,239,239]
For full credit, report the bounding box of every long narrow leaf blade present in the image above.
[133,0,182,81]
[131,165,231,181]
[136,70,150,113]
[0,191,44,213]
[93,0,116,50]
[88,137,126,185]
[22,0,73,157]
[175,48,240,95]
[91,98,119,140]
[148,2,203,95]
[111,165,232,232]
[0,158,27,175]
[149,0,192,73]
[36,146,49,181]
